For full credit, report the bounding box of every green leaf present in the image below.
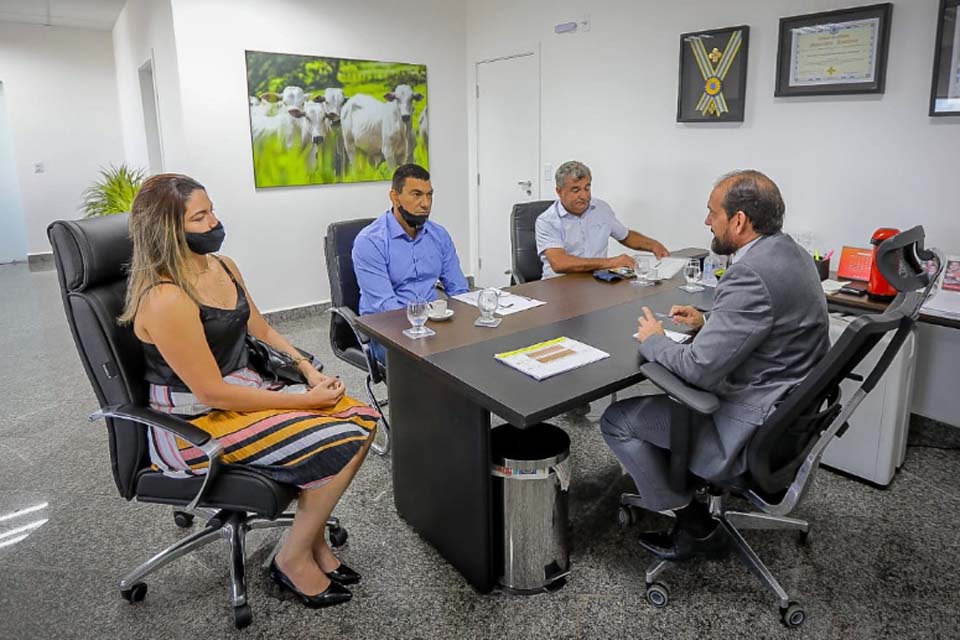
[80,164,145,217]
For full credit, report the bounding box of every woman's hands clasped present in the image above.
[303,371,346,408]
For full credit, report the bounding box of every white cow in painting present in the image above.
[251,102,312,149]
[320,88,347,123]
[341,84,423,170]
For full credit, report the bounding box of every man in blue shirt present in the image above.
[536,160,669,278]
[352,164,469,364]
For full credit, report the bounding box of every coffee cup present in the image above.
[428,299,447,315]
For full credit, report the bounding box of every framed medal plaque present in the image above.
[677,25,750,123]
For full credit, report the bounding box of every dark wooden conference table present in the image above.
[355,250,713,592]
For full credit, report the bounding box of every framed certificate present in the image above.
[929,0,960,116]
[775,3,893,97]
[677,25,750,122]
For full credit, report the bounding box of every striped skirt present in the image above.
[147,369,379,488]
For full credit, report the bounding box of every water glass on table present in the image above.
[634,256,655,287]
[403,298,435,338]
[474,288,502,327]
[681,259,704,292]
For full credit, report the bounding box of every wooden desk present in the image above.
[826,273,960,330]
[356,272,713,592]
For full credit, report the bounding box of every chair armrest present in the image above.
[331,306,386,383]
[331,306,370,345]
[90,404,224,512]
[640,362,720,415]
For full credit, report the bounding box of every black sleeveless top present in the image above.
[141,256,250,391]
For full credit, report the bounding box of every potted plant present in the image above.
[80,165,145,217]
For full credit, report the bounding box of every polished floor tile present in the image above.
[2,261,960,639]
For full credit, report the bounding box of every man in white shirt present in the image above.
[535,160,669,278]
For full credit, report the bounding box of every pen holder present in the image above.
[813,257,830,281]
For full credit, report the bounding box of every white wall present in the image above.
[0,83,28,263]
[466,0,958,273]
[152,0,469,312]
[112,0,186,173]
[0,21,125,254]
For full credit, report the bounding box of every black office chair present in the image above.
[510,200,552,284]
[323,218,390,455]
[620,226,942,627]
[48,214,347,629]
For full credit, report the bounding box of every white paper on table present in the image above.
[452,289,547,316]
[495,337,609,381]
[821,279,851,295]
[634,331,690,344]
[922,289,960,318]
[652,256,689,279]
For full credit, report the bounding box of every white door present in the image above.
[476,54,539,288]
[0,83,28,264]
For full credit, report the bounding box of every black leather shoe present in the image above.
[325,562,361,585]
[638,522,729,561]
[270,559,353,609]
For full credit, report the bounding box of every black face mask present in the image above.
[185,222,226,255]
[398,205,429,230]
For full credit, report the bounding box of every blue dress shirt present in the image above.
[353,209,469,316]
[535,198,629,278]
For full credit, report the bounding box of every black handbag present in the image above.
[244,335,320,386]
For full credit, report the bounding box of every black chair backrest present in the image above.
[324,218,374,313]
[745,226,935,495]
[510,200,553,284]
[48,214,147,500]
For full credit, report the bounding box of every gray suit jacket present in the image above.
[639,232,829,481]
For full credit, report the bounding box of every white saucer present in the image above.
[427,309,455,322]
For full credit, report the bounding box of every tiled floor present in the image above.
[1,262,959,639]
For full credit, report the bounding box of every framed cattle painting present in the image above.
[244,50,429,188]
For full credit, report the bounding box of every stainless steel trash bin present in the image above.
[491,423,570,593]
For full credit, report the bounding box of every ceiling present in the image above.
[0,0,125,31]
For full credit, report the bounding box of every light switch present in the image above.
[544,163,553,181]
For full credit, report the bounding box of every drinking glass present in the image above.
[634,256,654,287]
[475,288,502,327]
[403,299,432,338]
[681,259,704,292]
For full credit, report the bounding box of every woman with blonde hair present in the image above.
[122,173,376,608]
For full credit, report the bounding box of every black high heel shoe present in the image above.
[325,562,361,586]
[269,559,352,609]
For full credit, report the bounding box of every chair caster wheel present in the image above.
[645,581,670,608]
[233,603,253,629]
[781,601,806,627]
[617,506,637,529]
[121,582,148,603]
[173,511,194,528]
[328,525,348,548]
[798,530,811,546]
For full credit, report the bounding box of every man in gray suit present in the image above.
[600,170,829,560]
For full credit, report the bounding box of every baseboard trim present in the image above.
[262,301,331,323]
[27,252,54,271]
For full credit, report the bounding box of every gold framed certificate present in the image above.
[929,0,960,116]
[775,3,892,97]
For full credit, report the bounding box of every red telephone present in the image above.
[867,228,900,301]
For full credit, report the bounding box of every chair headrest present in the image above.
[877,225,939,293]
[511,200,553,228]
[47,214,132,292]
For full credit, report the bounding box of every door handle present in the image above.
[517,180,532,188]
